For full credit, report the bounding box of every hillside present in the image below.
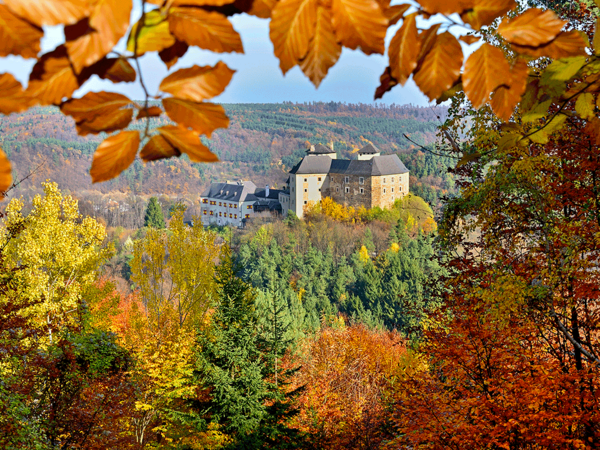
[0,102,454,206]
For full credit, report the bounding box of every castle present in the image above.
[200,143,409,226]
[279,143,409,219]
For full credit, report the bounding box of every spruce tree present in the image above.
[144,197,165,229]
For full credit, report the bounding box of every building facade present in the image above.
[283,143,409,219]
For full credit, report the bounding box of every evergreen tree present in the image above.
[144,197,165,229]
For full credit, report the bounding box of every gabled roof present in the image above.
[201,181,257,202]
[290,154,408,176]
[310,143,335,154]
[358,143,380,154]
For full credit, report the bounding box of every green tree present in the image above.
[144,197,165,229]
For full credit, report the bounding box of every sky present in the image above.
[0,8,441,107]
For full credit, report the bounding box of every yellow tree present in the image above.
[0,181,110,340]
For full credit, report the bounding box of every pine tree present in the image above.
[144,197,165,229]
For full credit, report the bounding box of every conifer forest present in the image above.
[2,0,600,449]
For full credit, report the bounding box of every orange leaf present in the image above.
[65,0,132,73]
[140,134,181,162]
[77,109,133,136]
[4,0,92,27]
[459,35,480,45]
[159,40,189,69]
[168,8,244,53]
[460,0,516,30]
[158,125,219,163]
[463,43,511,108]
[127,9,175,56]
[415,0,474,15]
[299,6,341,88]
[491,60,529,121]
[385,4,411,26]
[172,0,236,5]
[413,32,463,101]
[331,0,387,55]
[511,30,588,59]
[0,4,43,59]
[163,99,229,138]
[137,106,163,119]
[232,0,277,18]
[389,13,421,86]
[0,73,30,114]
[99,58,137,83]
[0,147,12,199]
[498,8,565,47]
[61,91,131,123]
[416,24,441,67]
[159,62,235,102]
[90,131,140,183]
[374,66,398,100]
[27,46,80,106]
[270,0,318,73]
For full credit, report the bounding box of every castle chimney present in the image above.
[265,185,270,197]
[310,145,315,152]
[329,142,334,151]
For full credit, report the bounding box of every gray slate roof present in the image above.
[309,143,335,154]
[246,188,284,202]
[201,181,257,202]
[290,154,408,176]
[358,143,380,154]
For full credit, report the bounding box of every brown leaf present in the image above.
[158,125,219,162]
[65,0,133,73]
[27,46,80,106]
[498,8,565,47]
[79,57,137,84]
[385,3,411,26]
[4,0,92,27]
[415,0,474,15]
[77,108,133,135]
[490,60,529,121]
[511,30,588,59]
[137,106,163,119]
[0,147,12,199]
[459,34,480,45]
[460,0,516,30]
[0,73,30,114]
[270,0,318,73]
[168,7,244,53]
[172,0,236,5]
[331,0,387,55]
[463,43,511,108]
[140,134,181,162]
[231,0,277,18]
[163,99,229,138]
[159,62,235,102]
[91,131,140,183]
[61,91,131,123]
[389,13,420,86]
[299,6,341,87]
[127,9,176,56]
[374,66,398,100]
[159,40,189,69]
[413,32,463,101]
[0,4,43,58]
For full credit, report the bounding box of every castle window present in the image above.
[234,214,237,219]
[318,177,322,181]
[292,187,294,192]
[344,176,349,183]
[336,188,339,192]
[383,178,386,184]
[345,187,350,193]
[203,210,207,215]
[392,187,394,193]
[304,178,307,182]
[219,202,222,206]
[219,212,222,216]
[391,177,395,182]
[318,189,321,192]
[202,199,208,204]
[245,214,250,218]
[359,177,364,184]
[247,205,252,209]
[304,201,307,204]
[304,188,307,192]
[383,188,386,194]
[331,176,334,181]
[210,211,214,216]
[360,188,364,194]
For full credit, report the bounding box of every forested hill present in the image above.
[0,102,453,205]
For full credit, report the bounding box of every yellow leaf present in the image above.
[299,6,341,87]
[498,8,566,47]
[460,0,516,30]
[415,0,474,15]
[270,0,318,73]
[27,46,80,106]
[528,114,567,144]
[389,13,421,86]
[490,60,529,121]
[158,125,219,163]
[127,10,175,55]
[90,131,140,183]
[0,4,43,59]
[413,32,462,101]
[140,135,181,162]
[594,17,600,54]
[575,92,595,120]
[159,62,235,102]
[497,133,521,154]
[168,8,243,54]
[0,73,30,114]
[65,0,133,73]
[4,0,92,27]
[463,43,511,108]
[331,0,387,55]
[0,147,12,199]
[163,99,229,138]
[511,30,588,59]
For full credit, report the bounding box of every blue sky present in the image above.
[0,10,460,106]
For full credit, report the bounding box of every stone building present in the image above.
[280,143,409,219]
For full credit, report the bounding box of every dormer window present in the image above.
[344,176,349,183]
[359,177,364,184]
